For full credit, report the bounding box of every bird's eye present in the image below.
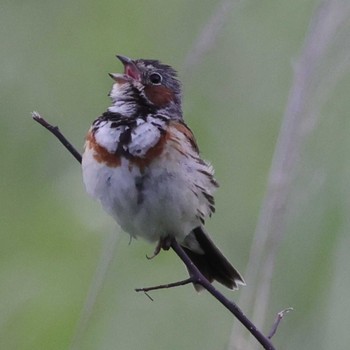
[149,72,162,85]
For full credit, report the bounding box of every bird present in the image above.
[82,55,245,290]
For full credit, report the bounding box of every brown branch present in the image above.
[170,240,276,350]
[32,111,82,164]
[135,277,193,293]
[32,112,277,350]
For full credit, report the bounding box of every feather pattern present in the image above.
[82,56,244,289]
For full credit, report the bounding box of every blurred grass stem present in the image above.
[229,1,350,349]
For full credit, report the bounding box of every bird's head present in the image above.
[108,55,182,118]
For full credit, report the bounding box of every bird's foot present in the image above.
[146,236,173,259]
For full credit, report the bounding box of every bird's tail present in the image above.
[181,227,245,290]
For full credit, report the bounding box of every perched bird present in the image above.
[82,55,245,290]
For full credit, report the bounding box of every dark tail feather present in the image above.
[181,227,245,290]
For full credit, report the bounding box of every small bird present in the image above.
[82,55,245,290]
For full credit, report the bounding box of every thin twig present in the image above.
[32,111,82,164]
[268,308,293,340]
[170,240,275,350]
[135,278,193,293]
[32,112,276,350]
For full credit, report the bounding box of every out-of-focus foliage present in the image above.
[1,0,350,349]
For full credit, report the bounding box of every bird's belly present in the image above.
[82,151,200,242]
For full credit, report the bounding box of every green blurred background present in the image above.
[1,0,350,349]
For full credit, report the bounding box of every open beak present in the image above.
[116,54,141,81]
[109,55,141,83]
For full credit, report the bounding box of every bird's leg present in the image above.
[138,237,194,296]
[146,241,162,260]
[160,235,172,250]
[146,236,173,259]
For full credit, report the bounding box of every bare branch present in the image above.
[171,239,276,350]
[32,112,276,350]
[135,277,193,293]
[32,111,82,164]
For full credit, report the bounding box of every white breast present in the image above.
[128,119,161,157]
[82,119,217,244]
